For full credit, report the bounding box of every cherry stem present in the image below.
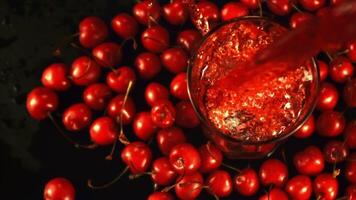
[53,32,79,56]
[281,148,287,163]
[259,1,263,17]
[221,163,241,173]
[88,166,129,189]
[292,4,302,13]
[70,42,92,58]
[325,52,334,61]
[48,113,98,149]
[334,49,349,57]
[128,172,153,180]
[121,37,138,50]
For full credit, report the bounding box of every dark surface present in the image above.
[0,0,355,199]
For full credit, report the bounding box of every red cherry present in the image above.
[107,95,136,125]
[316,111,345,137]
[266,0,293,16]
[294,115,315,138]
[347,41,356,62]
[169,143,201,175]
[134,52,162,80]
[345,121,356,149]
[70,56,101,86]
[92,42,122,68]
[90,117,118,146]
[175,172,203,200]
[79,16,108,48]
[206,170,233,197]
[133,111,157,141]
[83,83,112,111]
[346,154,356,184]
[106,66,136,93]
[285,175,313,200]
[170,73,189,100]
[121,141,152,174]
[344,79,356,107]
[289,12,313,29]
[148,192,174,200]
[163,2,188,26]
[151,100,176,128]
[151,157,177,186]
[132,0,161,26]
[293,145,325,176]
[142,26,169,53]
[196,1,220,22]
[298,0,325,11]
[175,101,200,128]
[176,29,202,54]
[241,0,261,9]
[41,63,70,91]
[330,0,346,6]
[316,82,339,111]
[26,87,58,120]
[111,13,138,39]
[329,57,354,83]
[161,47,188,74]
[318,60,329,81]
[145,82,169,107]
[323,140,348,163]
[313,173,338,200]
[346,185,356,200]
[44,177,75,200]
[259,188,289,200]
[259,159,288,187]
[221,2,249,22]
[62,103,92,131]
[234,168,260,196]
[156,126,186,155]
[199,142,223,173]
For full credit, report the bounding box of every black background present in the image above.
[0,0,355,199]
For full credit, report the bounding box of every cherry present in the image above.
[266,0,293,16]
[329,56,354,83]
[259,188,288,200]
[196,1,220,22]
[175,101,200,128]
[346,153,356,184]
[175,172,203,200]
[92,42,122,68]
[323,140,348,163]
[176,29,202,54]
[79,16,108,48]
[107,95,136,125]
[199,142,223,173]
[133,112,157,141]
[148,192,174,200]
[289,12,313,29]
[151,99,176,128]
[206,170,233,197]
[313,173,338,200]
[170,73,189,100]
[234,168,260,196]
[70,56,101,86]
[259,159,288,187]
[347,41,356,62]
[83,83,112,111]
[141,26,169,53]
[44,177,75,200]
[132,0,161,26]
[241,0,261,9]
[293,145,325,176]
[316,111,345,137]
[111,13,138,39]
[345,121,356,149]
[344,78,356,107]
[62,103,92,131]
[134,52,162,80]
[41,63,70,91]
[346,185,356,200]
[294,115,315,138]
[285,175,313,200]
[106,66,136,93]
[316,82,339,111]
[169,143,201,175]
[89,117,118,146]
[121,141,152,174]
[221,2,249,22]
[330,0,346,6]
[145,82,169,107]
[26,87,58,120]
[298,0,325,11]
[318,60,329,81]
[161,47,188,74]
[156,126,186,155]
[163,2,188,26]
[151,157,177,186]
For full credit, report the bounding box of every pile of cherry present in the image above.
[25,0,356,199]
